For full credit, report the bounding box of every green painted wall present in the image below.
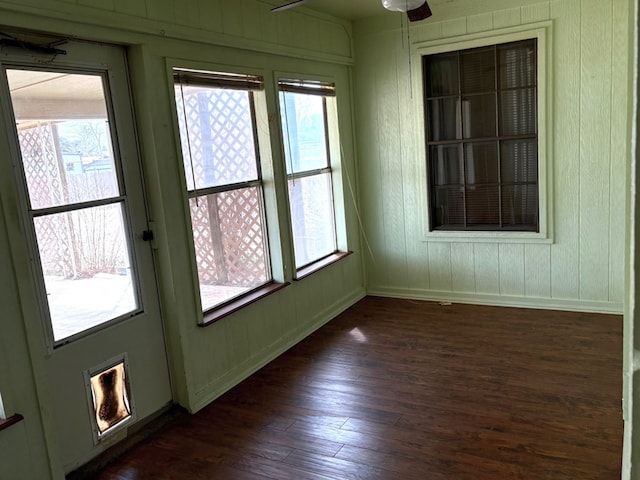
[0,0,364,477]
[353,0,630,314]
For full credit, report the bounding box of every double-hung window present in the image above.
[278,79,339,271]
[173,70,272,313]
[423,38,539,232]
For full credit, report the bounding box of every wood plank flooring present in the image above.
[95,297,623,479]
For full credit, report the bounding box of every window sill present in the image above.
[199,282,290,327]
[0,414,24,432]
[424,231,552,244]
[295,251,352,281]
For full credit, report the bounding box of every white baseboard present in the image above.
[366,287,623,315]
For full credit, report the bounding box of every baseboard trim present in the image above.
[366,287,623,315]
[189,287,366,413]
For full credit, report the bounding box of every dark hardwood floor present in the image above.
[95,296,623,479]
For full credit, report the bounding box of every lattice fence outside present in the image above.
[18,123,126,278]
[177,87,269,288]
[20,124,75,277]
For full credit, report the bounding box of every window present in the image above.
[424,38,538,232]
[174,70,272,313]
[278,80,339,271]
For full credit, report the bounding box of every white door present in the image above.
[0,38,172,472]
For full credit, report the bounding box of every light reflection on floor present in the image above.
[349,327,368,343]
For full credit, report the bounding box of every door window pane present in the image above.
[34,204,136,341]
[6,69,138,342]
[7,71,119,209]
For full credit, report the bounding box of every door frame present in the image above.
[0,34,173,474]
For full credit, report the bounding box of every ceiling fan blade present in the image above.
[407,1,432,22]
[271,0,311,12]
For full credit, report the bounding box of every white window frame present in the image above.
[413,22,552,243]
[171,66,281,321]
[276,76,348,277]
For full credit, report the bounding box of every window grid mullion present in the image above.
[31,195,127,218]
[287,167,331,182]
[248,91,264,182]
[322,97,331,168]
[457,50,467,229]
[427,133,536,146]
[494,44,503,229]
[187,178,263,198]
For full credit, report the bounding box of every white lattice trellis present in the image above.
[18,123,126,278]
[179,87,269,288]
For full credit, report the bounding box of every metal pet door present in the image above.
[84,353,136,444]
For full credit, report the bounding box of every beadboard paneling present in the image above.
[474,244,500,295]
[499,243,526,296]
[428,242,453,291]
[578,0,612,302]
[451,243,476,293]
[378,34,409,289]
[608,0,630,304]
[549,0,581,301]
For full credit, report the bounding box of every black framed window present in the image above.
[424,39,538,232]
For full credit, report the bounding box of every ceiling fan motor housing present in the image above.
[382,0,432,21]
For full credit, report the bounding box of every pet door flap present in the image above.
[84,354,135,443]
